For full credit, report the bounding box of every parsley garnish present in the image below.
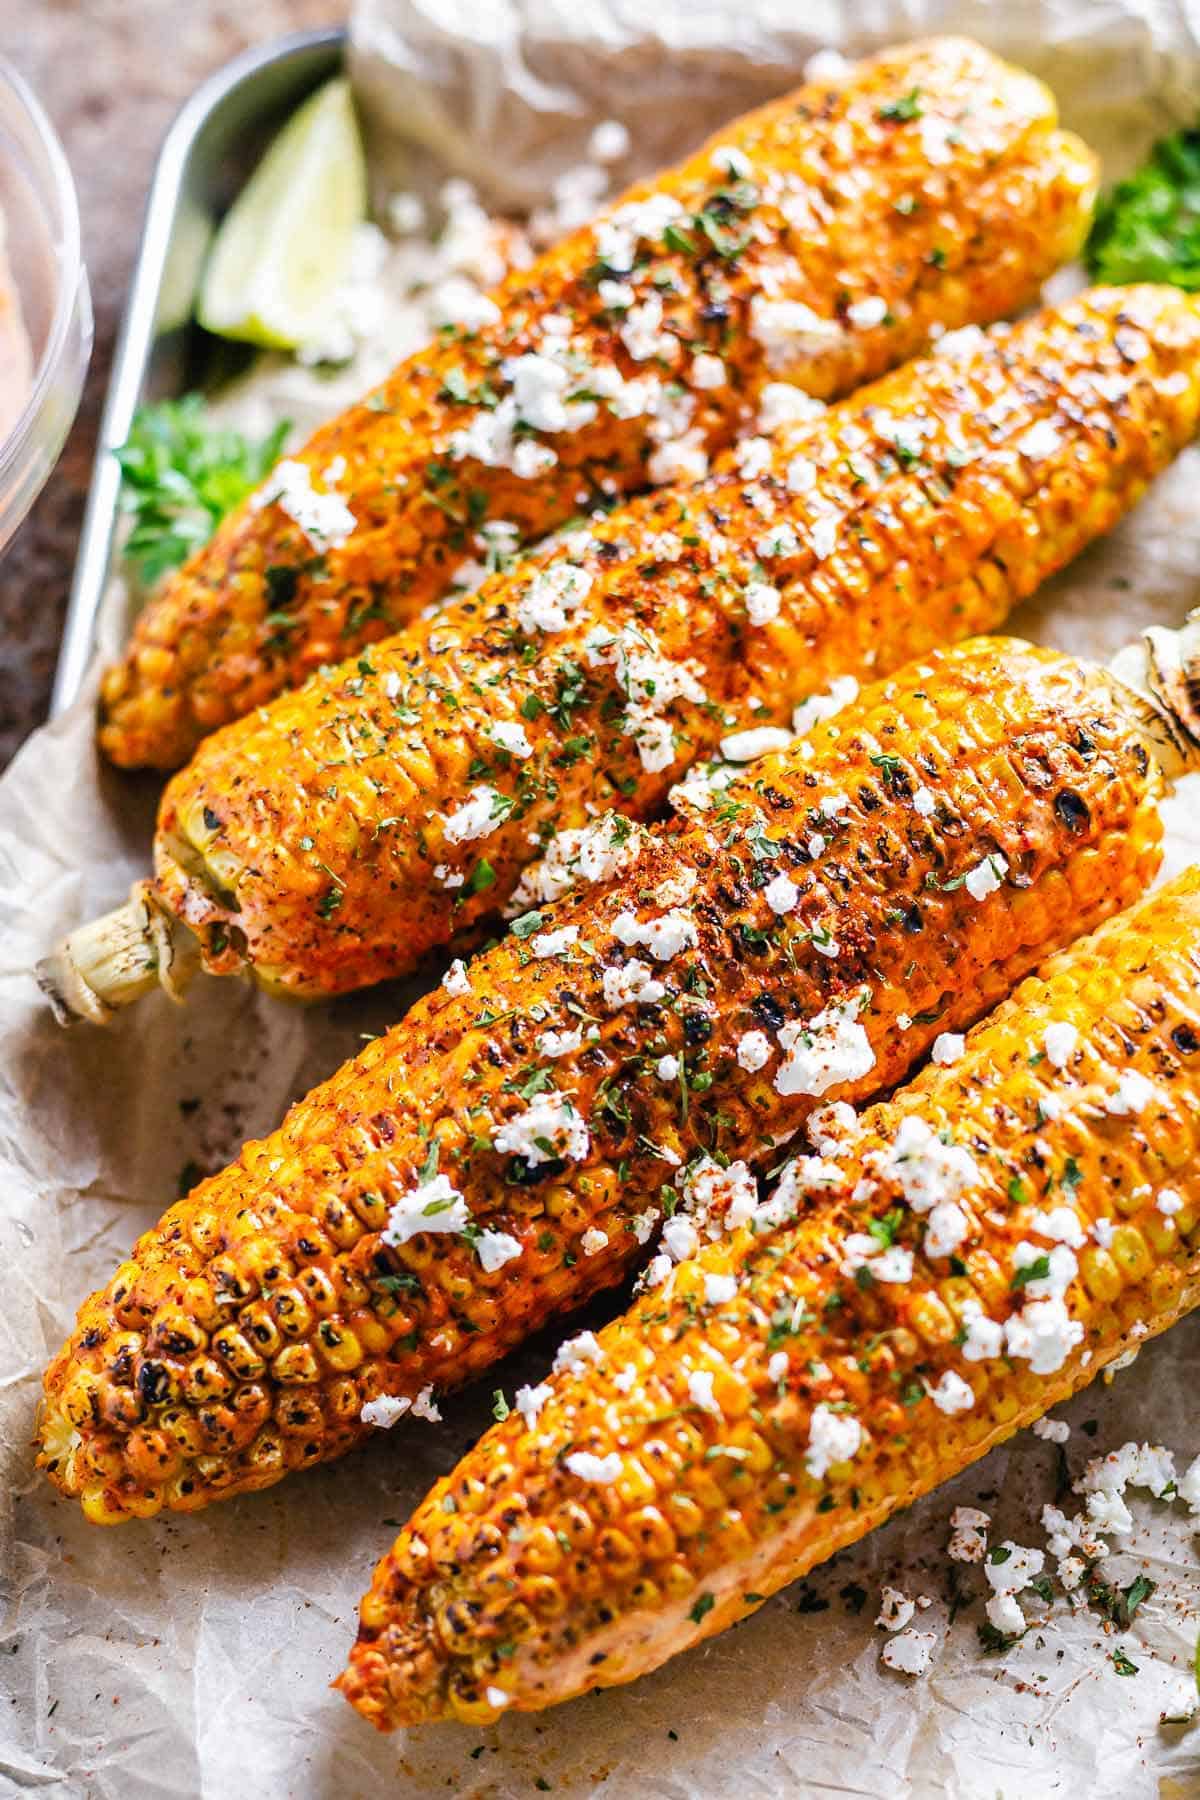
[689,1592,715,1625]
[115,396,289,585]
[1011,1254,1051,1290]
[878,88,922,123]
[1087,125,1200,289]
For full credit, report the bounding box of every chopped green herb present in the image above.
[878,88,922,123]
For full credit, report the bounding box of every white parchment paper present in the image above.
[4,4,1200,1795]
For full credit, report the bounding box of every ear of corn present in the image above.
[96,37,1098,771]
[338,870,1200,1728]
[35,636,1175,1523]
[52,285,1200,1018]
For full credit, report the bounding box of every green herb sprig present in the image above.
[1087,126,1200,289]
[115,395,290,586]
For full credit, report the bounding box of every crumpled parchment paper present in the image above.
[4,4,1200,1795]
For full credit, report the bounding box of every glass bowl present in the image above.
[0,58,91,553]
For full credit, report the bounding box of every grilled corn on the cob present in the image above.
[97,37,1098,771]
[46,285,1200,1022]
[339,869,1200,1727]
[35,628,1199,1523]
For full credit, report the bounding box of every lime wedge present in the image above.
[198,78,367,350]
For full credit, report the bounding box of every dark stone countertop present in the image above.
[0,1,342,770]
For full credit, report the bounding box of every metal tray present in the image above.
[50,25,345,716]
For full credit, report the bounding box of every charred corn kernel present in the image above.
[37,633,1193,1523]
[339,872,1200,1727]
[64,285,1200,1014]
[95,38,1098,773]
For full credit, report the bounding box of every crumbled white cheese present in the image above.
[964,854,1008,902]
[847,295,888,330]
[869,1114,980,1216]
[820,792,850,818]
[711,142,752,179]
[493,1091,590,1165]
[530,923,579,959]
[506,814,644,913]
[1105,1069,1157,1116]
[361,1393,414,1429]
[842,1233,914,1284]
[704,1272,738,1306]
[755,1155,844,1231]
[565,1450,623,1483]
[736,434,775,479]
[804,1402,863,1479]
[603,958,667,1009]
[580,1227,609,1257]
[1157,1187,1184,1216]
[1027,1206,1086,1249]
[804,46,852,81]
[1032,1416,1070,1445]
[786,453,817,493]
[1011,1240,1078,1301]
[912,786,936,818]
[442,784,505,846]
[792,675,859,736]
[736,1029,772,1073]
[775,994,875,1099]
[959,1301,1004,1363]
[553,1330,605,1376]
[809,514,839,561]
[251,458,356,550]
[588,118,630,162]
[442,958,472,997]
[538,1026,583,1059]
[745,580,782,626]
[593,192,687,273]
[476,1228,523,1272]
[1043,1021,1078,1069]
[985,1593,1026,1638]
[613,1363,639,1393]
[687,1369,722,1416]
[719,724,793,763]
[1016,418,1063,461]
[648,432,709,486]
[877,1587,916,1631]
[930,1032,965,1066]
[924,1199,968,1260]
[947,1505,990,1562]
[692,352,726,389]
[751,296,844,368]
[763,872,799,915]
[382,1171,471,1247]
[881,1629,937,1676]
[656,1055,680,1082]
[515,1382,552,1425]
[758,381,825,434]
[429,279,501,331]
[928,1370,975,1414]
[612,906,698,962]
[1004,1296,1084,1375]
[756,522,800,560]
[515,561,594,635]
[585,623,707,772]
